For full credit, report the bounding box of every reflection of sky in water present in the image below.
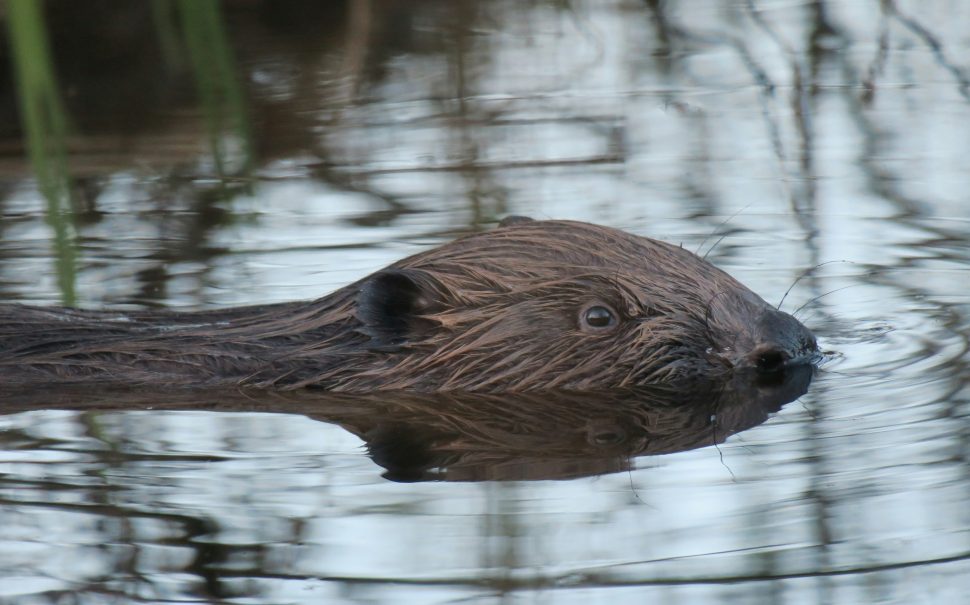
[1,0,969,603]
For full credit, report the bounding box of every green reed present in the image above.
[5,1,252,305]
[173,0,254,181]
[6,0,77,306]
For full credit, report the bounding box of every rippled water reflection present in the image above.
[1,0,969,603]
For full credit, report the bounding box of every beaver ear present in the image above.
[356,269,441,347]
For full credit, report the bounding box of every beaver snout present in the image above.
[744,309,818,376]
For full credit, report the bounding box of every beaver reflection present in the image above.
[350,367,813,481]
[0,365,811,481]
[0,219,818,391]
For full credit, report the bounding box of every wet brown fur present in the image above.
[0,219,817,391]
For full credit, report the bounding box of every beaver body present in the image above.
[0,219,818,391]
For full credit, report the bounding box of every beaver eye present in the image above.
[591,430,624,445]
[581,305,616,331]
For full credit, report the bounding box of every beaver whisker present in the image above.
[776,260,855,311]
[697,203,753,259]
[791,284,861,318]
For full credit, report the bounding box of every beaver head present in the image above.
[269,217,818,391]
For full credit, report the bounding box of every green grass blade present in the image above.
[175,0,254,181]
[6,0,77,306]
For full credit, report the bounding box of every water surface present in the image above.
[1,1,969,603]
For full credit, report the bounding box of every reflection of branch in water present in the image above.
[447,0,507,230]
[744,0,820,224]
[639,3,723,225]
[337,154,624,176]
[883,0,970,102]
[119,546,970,589]
[334,0,375,106]
[541,548,970,588]
[861,8,891,107]
[659,21,796,211]
[832,36,925,219]
[643,0,672,72]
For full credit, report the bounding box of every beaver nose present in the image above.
[751,344,789,373]
[747,309,818,375]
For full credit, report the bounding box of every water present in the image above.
[1,0,969,603]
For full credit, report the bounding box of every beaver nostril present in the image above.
[755,349,788,373]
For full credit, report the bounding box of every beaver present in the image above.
[0,217,818,391]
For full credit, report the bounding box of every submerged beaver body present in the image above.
[0,219,818,391]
